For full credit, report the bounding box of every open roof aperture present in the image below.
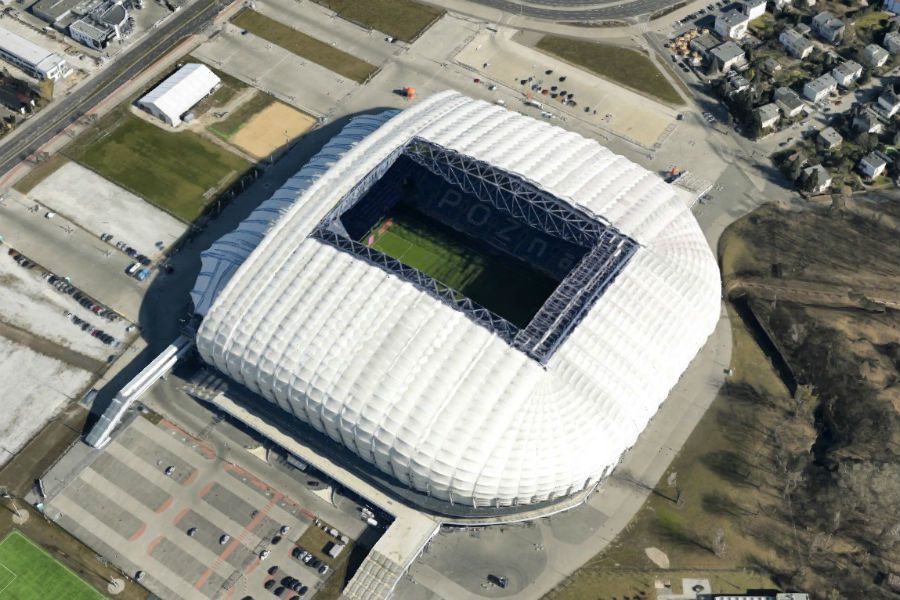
[312,138,638,364]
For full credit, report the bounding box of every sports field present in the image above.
[0,531,104,599]
[364,205,559,328]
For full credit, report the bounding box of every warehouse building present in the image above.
[191,91,721,509]
[137,63,220,126]
[0,27,71,81]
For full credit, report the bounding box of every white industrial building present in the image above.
[0,26,71,81]
[190,91,721,508]
[137,63,220,126]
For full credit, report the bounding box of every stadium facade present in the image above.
[191,91,721,509]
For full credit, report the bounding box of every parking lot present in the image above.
[43,407,371,600]
[455,30,678,148]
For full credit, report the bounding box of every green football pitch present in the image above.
[0,531,104,599]
[363,206,559,328]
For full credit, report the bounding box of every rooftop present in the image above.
[719,10,749,25]
[0,26,64,72]
[818,127,843,145]
[832,60,862,79]
[805,74,837,93]
[710,41,746,62]
[756,102,780,121]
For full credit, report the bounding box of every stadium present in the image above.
[190,91,721,510]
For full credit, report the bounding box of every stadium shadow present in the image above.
[85,109,394,430]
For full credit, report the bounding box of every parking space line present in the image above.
[198,481,215,499]
[129,523,147,542]
[173,507,191,525]
[146,535,164,554]
[156,496,174,514]
[194,492,282,590]
[154,418,218,460]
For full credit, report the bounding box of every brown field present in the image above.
[230,101,316,158]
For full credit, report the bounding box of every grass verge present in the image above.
[535,36,684,106]
[0,531,104,599]
[232,10,377,83]
[294,524,357,600]
[186,59,250,118]
[64,112,250,222]
[311,0,443,42]
[208,91,274,138]
[13,154,68,195]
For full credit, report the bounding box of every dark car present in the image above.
[291,547,302,559]
[274,587,285,596]
[271,535,282,545]
[264,579,275,590]
[268,566,278,576]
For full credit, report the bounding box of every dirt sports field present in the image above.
[231,101,316,159]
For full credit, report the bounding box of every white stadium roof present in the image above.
[138,63,219,126]
[193,91,720,508]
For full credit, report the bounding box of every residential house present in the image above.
[852,107,884,133]
[803,164,832,193]
[762,57,782,74]
[885,0,900,15]
[756,102,780,128]
[710,41,748,72]
[803,73,837,102]
[817,126,843,149]
[884,31,900,54]
[877,86,900,117]
[831,60,862,87]
[743,0,767,20]
[774,87,805,117]
[812,11,845,44]
[862,43,890,68]
[715,10,750,39]
[771,0,789,9]
[859,152,887,178]
[779,28,813,59]
[726,72,752,94]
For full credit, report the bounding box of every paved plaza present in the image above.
[45,413,370,600]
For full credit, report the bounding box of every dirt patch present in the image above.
[230,102,316,159]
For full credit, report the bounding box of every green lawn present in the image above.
[232,10,377,83]
[365,205,558,328]
[66,113,250,222]
[853,9,891,31]
[0,531,104,599]
[536,36,684,106]
[311,0,443,42]
[186,59,250,118]
[208,90,274,138]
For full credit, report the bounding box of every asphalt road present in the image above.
[0,0,229,179]
[467,0,683,20]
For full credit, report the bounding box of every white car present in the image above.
[259,549,270,560]
[280,525,290,535]
[219,534,230,545]
[45,211,56,219]
[164,466,175,476]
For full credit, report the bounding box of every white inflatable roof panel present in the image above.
[194,91,721,507]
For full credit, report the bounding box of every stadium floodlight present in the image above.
[191,91,721,510]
